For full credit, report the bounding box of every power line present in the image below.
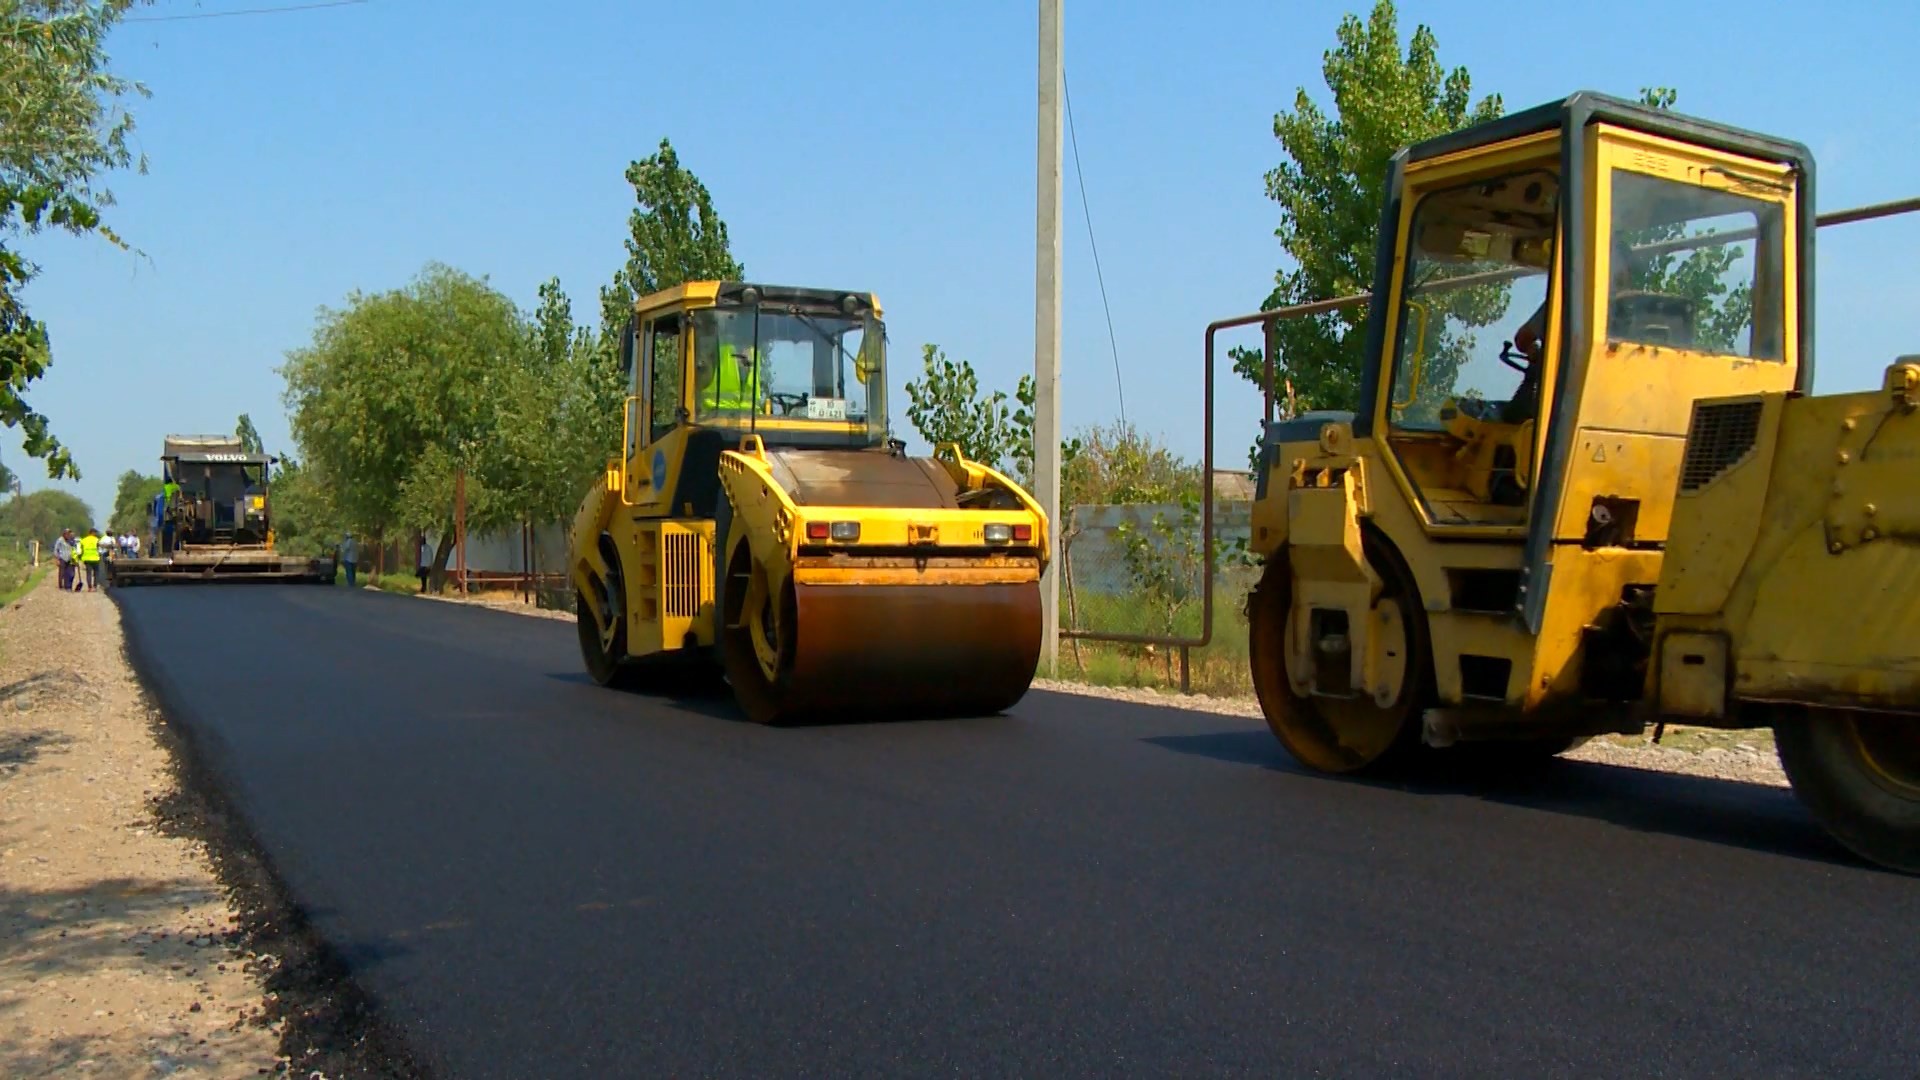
[1061,67,1126,428]
[126,0,367,22]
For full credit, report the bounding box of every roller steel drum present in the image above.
[723,580,1042,725]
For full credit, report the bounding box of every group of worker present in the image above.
[49,527,143,592]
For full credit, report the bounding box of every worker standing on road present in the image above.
[52,528,76,591]
[416,533,431,593]
[79,528,102,592]
[340,531,358,588]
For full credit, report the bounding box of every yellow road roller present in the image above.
[569,281,1049,724]
[1234,91,1920,872]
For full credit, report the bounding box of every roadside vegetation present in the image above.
[0,543,44,605]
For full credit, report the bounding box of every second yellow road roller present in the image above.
[1231,90,1920,873]
[569,281,1050,724]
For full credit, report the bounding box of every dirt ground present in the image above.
[0,577,286,1076]
[1,573,419,1079]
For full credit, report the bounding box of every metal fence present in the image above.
[1057,499,1260,690]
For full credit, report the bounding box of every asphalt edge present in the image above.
[113,588,429,1079]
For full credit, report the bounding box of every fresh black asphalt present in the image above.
[115,584,1920,1078]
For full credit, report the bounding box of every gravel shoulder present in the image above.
[2,575,420,1079]
[0,576,283,1077]
[420,590,1787,788]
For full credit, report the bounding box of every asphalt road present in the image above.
[117,584,1920,1078]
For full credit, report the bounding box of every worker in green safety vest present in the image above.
[711,342,763,413]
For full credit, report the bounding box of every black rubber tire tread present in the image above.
[1775,708,1920,875]
[577,590,641,691]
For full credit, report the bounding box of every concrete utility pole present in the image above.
[1034,0,1063,676]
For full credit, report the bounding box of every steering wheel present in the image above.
[768,392,809,416]
[1498,340,1532,373]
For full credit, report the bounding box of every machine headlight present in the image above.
[984,524,1013,544]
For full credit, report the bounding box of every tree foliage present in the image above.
[107,467,159,534]
[1,0,150,479]
[597,137,745,340]
[1061,421,1199,508]
[902,345,1033,473]
[280,263,535,566]
[1240,0,1501,415]
[0,487,92,545]
[234,412,263,455]
[264,454,338,558]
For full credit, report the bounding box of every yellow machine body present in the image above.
[1241,91,1920,871]
[570,281,1050,724]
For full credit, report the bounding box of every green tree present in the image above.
[1061,421,1199,508]
[0,487,93,546]
[264,454,338,558]
[2,0,150,480]
[234,412,263,455]
[902,344,1083,487]
[280,262,532,578]
[0,457,14,495]
[1240,0,1502,415]
[597,137,744,340]
[107,467,160,534]
[902,344,1032,472]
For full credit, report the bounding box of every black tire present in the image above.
[718,543,793,725]
[1248,530,1431,774]
[577,577,636,690]
[1775,707,1920,874]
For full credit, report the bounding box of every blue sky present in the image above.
[9,0,1917,521]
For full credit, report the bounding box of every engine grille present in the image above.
[1679,400,1763,492]
[662,529,704,618]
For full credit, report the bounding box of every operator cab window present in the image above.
[1385,167,1559,523]
[691,304,884,448]
[1605,171,1785,361]
[647,314,682,442]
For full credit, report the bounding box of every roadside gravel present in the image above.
[1032,677,1787,787]
[0,577,284,1077]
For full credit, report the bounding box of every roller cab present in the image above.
[571,281,1049,724]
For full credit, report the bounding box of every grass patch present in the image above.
[369,572,421,595]
[0,549,45,607]
[1058,584,1254,697]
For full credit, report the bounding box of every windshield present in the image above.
[691,305,887,445]
[1388,167,1559,432]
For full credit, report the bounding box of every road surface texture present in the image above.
[117,585,1920,1079]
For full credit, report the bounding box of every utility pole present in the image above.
[1034,0,1063,676]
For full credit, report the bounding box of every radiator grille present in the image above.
[1679,400,1763,492]
[662,529,703,618]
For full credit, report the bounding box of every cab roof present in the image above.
[1401,90,1813,174]
[634,281,883,321]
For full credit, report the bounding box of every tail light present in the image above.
[806,521,861,542]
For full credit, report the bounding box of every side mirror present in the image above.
[854,336,875,386]
[618,316,637,375]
